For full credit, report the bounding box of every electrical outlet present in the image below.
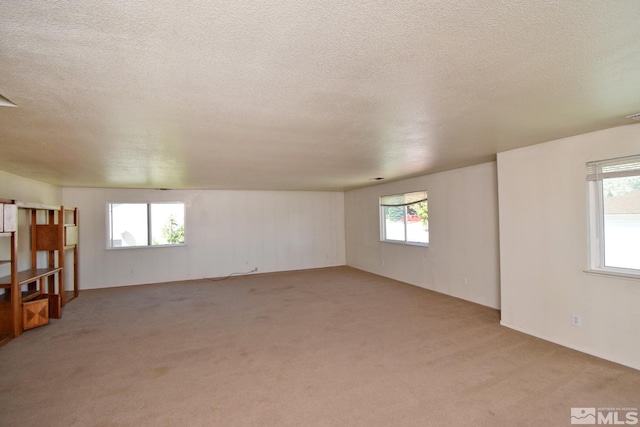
[463,277,468,286]
[571,314,582,327]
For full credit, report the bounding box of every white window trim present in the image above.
[106,201,186,250]
[586,154,640,278]
[379,191,429,247]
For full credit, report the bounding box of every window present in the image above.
[380,191,428,246]
[108,202,185,248]
[587,155,640,276]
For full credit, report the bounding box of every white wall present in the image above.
[0,170,61,205]
[62,188,346,289]
[498,123,640,370]
[345,162,500,309]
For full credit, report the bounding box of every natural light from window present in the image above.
[108,202,185,248]
[602,177,640,270]
[380,191,428,246]
[588,155,640,275]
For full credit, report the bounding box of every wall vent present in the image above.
[626,112,640,121]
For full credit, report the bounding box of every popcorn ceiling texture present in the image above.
[0,1,639,190]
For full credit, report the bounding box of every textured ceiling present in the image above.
[1,1,639,191]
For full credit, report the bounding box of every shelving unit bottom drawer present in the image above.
[23,298,49,330]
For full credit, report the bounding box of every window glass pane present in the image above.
[111,203,148,247]
[380,191,428,246]
[406,200,429,244]
[602,176,640,270]
[150,203,185,245]
[384,206,406,241]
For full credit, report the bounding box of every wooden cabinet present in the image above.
[0,200,79,346]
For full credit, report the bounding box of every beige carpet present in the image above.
[0,266,638,426]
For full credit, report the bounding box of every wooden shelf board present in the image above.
[0,267,62,287]
[21,290,42,302]
[0,288,41,303]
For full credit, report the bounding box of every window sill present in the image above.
[583,268,640,281]
[380,240,428,248]
[107,243,187,250]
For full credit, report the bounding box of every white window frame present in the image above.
[587,154,640,278]
[379,191,429,247]
[107,201,186,249]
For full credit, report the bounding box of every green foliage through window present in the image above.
[160,214,185,245]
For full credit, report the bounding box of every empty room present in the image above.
[1,1,640,426]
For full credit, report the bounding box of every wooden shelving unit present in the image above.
[0,199,79,346]
[0,198,18,346]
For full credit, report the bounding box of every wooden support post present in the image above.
[10,229,21,338]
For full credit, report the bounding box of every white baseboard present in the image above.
[499,321,640,372]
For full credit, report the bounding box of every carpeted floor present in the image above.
[0,266,638,426]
